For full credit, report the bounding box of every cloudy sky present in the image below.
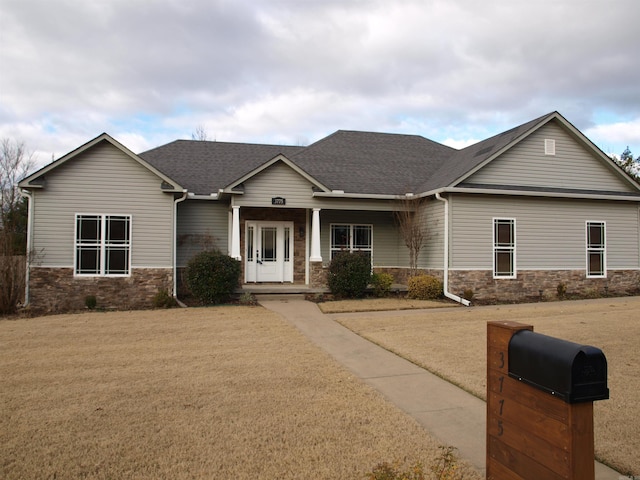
[1,0,639,168]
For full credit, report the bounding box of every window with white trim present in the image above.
[493,218,515,278]
[75,214,131,276]
[586,221,606,277]
[330,224,372,261]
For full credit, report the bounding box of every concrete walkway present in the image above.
[258,297,622,480]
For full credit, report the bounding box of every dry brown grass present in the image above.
[334,296,640,476]
[1,307,481,480]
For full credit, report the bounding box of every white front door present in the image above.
[245,221,294,283]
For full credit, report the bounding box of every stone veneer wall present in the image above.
[449,269,640,303]
[29,267,173,313]
[309,262,327,289]
[309,265,442,290]
[313,264,640,302]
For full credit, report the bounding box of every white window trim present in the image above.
[329,223,373,260]
[493,218,516,279]
[586,221,606,278]
[74,213,132,277]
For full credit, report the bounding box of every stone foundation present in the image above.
[310,261,327,289]
[29,267,173,313]
[449,269,640,303]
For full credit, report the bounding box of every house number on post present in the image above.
[487,321,608,480]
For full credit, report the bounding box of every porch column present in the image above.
[231,206,241,260]
[310,208,322,262]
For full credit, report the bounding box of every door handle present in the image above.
[256,249,262,264]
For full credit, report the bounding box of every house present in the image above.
[19,112,640,311]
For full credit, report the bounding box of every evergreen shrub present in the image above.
[327,252,372,298]
[185,250,241,305]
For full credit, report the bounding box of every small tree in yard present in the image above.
[394,195,426,277]
[1,138,35,314]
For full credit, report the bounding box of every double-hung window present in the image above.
[75,214,131,276]
[330,224,373,261]
[586,221,606,277]
[493,218,516,278]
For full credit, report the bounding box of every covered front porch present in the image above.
[230,206,324,287]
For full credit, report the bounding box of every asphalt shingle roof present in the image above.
[290,130,455,195]
[138,112,559,196]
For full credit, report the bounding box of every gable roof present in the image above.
[139,140,304,195]
[417,112,556,192]
[223,154,331,194]
[19,133,183,191]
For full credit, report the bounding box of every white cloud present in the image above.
[585,119,640,156]
[1,0,639,158]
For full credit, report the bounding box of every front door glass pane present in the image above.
[247,226,254,261]
[262,227,277,262]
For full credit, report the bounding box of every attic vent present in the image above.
[474,144,495,157]
[545,139,556,155]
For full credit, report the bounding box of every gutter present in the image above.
[187,192,220,200]
[173,190,188,300]
[435,193,471,306]
[20,189,34,307]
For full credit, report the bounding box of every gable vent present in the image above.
[545,139,556,155]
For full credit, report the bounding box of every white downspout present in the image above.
[173,191,188,299]
[20,189,34,306]
[435,193,471,306]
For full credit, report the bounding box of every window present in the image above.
[493,219,515,278]
[330,224,372,260]
[586,221,606,277]
[75,214,131,276]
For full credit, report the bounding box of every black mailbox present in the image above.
[508,330,609,403]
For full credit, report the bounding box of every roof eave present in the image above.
[435,186,640,202]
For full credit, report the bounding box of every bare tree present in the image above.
[394,195,426,277]
[1,138,35,313]
[191,125,209,141]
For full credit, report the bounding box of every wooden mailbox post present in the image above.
[486,321,609,480]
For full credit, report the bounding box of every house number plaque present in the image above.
[271,197,286,205]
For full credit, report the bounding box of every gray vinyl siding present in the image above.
[319,210,409,267]
[176,200,229,266]
[450,194,640,271]
[236,162,315,208]
[465,122,635,193]
[418,198,445,270]
[31,142,174,268]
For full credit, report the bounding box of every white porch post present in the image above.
[231,206,241,260]
[310,208,322,262]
